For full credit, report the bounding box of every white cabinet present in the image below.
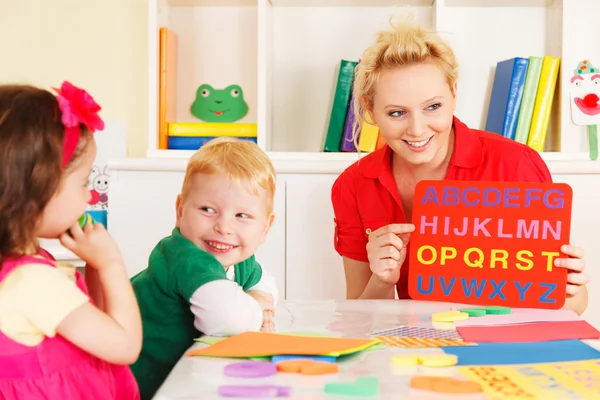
[102,157,600,327]
[283,174,346,300]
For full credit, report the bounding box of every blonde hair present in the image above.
[351,18,458,144]
[180,137,276,213]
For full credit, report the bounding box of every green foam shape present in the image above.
[458,307,487,317]
[324,377,379,396]
[485,306,512,315]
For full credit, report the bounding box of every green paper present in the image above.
[190,84,248,122]
[588,125,598,160]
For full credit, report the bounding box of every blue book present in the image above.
[168,136,257,150]
[485,57,529,140]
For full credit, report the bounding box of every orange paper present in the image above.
[188,331,379,358]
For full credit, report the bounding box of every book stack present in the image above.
[323,59,386,154]
[485,56,560,151]
[158,27,257,150]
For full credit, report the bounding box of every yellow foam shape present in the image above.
[419,354,458,368]
[391,354,420,366]
[432,311,469,322]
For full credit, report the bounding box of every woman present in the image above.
[331,20,589,315]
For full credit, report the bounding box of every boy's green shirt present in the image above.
[130,227,262,399]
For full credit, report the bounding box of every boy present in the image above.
[130,137,278,399]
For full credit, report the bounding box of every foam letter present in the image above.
[417,246,437,265]
[516,250,534,271]
[539,283,557,303]
[514,281,532,301]
[489,280,507,300]
[464,248,484,268]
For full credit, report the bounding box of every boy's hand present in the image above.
[247,290,275,332]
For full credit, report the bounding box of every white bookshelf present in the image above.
[146,0,600,161]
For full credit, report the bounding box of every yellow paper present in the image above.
[459,359,600,399]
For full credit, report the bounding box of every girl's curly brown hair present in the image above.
[0,84,92,265]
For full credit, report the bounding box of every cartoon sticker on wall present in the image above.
[190,84,249,122]
[570,60,600,160]
[89,166,109,210]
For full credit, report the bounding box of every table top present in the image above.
[152,300,599,400]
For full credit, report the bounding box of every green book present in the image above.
[514,56,543,144]
[324,59,358,152]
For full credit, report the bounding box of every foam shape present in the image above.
[391,354,420,366]
[458,307,487,317]
[218,385,291,398]
[276,360,338,375]
[223,362,277,378]
[485,306,512,315]
[419,354,458,367]
[432,311,469,322]
[324,377,379,396]
[410,376,483,394]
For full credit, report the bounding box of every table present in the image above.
[153,299,600,400]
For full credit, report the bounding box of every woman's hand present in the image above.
[366,223,415,285]
[555,244,590,297]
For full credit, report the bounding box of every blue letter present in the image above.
[417,275,434,295]
[483,188,501,206]
[443,187,460,206]
[503,188,520,208]
[421,186,439,205]
[539,283,557,303]
[489,280,507,300]
[543,189,564,209]
[524,188,541,208]
[440,277,456,296]
[462,187,479,206]
[461,278,486,298]
[514,281,532,301]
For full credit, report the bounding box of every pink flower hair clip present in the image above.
[53,81,105,168]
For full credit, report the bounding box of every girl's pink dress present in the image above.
[0,250,140,399]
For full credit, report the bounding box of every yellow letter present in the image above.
[464,248,484,268]
[516,250,534,271]
[440,247,457,265]
[417,245,437,265]
[542,251,560,272]
[490,249,508,269]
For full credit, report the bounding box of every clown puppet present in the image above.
[570,59,600,160]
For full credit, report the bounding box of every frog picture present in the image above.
[190,84,249,122]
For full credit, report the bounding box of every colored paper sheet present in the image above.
[375,336,476,348]
[453,308,580,327]
[368,325,463,340]
[188,331,380,358]
[442,340,600,366]
[459,359,600,399]
[457,320,600,343]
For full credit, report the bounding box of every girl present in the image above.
[0,82,142,398]
[331,19,590,315]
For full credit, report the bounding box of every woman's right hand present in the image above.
[366,223,415,285]
[59,222,125,271]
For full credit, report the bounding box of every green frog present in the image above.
[190,84,249,122]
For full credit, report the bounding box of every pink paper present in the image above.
[453,308,580,327]
[457,320,600,343]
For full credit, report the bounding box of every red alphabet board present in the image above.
[407,180,572,309]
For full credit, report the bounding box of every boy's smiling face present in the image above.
[176,172,274,268]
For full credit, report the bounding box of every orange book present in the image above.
[159,27,178,150]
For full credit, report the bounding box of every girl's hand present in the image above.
[59,222,124,271]
[366,224,415,285]
[555,244,590,296]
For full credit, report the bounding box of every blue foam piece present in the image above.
[271,355,336,364]
[442,340,600,366]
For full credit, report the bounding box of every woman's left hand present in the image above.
[555,244,590,297]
